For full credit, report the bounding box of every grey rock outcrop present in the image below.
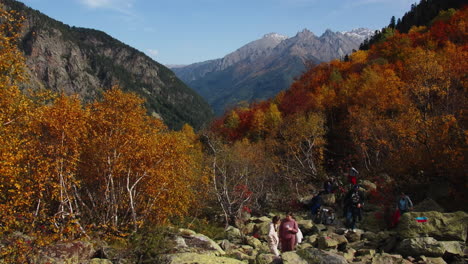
[3,0,213,130]
[396,211,468,241]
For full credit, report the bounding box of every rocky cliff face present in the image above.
[4,0,213,130]
[172,28,373,115]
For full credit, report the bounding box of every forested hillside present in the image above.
[210,6,467,212]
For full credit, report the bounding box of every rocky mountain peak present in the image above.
[296,28,315,38]
[320,29,337,38]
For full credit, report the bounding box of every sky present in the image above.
[20,0,416,65]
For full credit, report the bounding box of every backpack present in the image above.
[351,191,360,205]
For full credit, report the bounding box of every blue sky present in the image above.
[20,0,416,65]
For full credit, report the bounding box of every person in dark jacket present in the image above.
[344,184,365,231]
[310,191,324,217]
[396,192,413,214]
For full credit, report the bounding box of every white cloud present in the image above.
[146,49,159,58]
[78,0,135,14]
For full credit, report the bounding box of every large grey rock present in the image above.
[160,253,245,264]
[33,240,95,264]
[296,247,348,264]
[396,211,468,241]
[370,253,412,264]
[396,237,465,257]
[219,239,236,251]
[438,241,466,256]
[396,237,446,257]
[176,229,225,255]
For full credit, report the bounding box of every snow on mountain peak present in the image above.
[341,28,374,42]
[263,32,288,41]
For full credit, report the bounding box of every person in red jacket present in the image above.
[279,212,299,252]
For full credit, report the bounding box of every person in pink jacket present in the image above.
[279,212,299,252]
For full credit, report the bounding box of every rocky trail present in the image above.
[27,186,467,264]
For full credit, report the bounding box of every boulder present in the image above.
[255,221,271,240]
[362,231,378,242]
[357,248,376,257]
[176,229,225,255]
[159,253,245,264]
[257,216,271,223]
[397,237,445,258]
[438,241,465,256]
[296,242,313,250]
[281,251,308,264]
[342,248,356,262]
[345,229,363,242]
[89,259,112,264]
[371,253,412,264]
[396,211,468,242]
[420,256,447,264]
[225,248,254,262]
[322,193,336,206]
[307,234,318,246]
[317,233,347,250]
[297,219,314,235]
[361,180,377,192]
[296,247,348,264]
[33,240,95,264]
[256,253,279,264]
[413,198,445,212]
[396,237,450,257]
[241,223,256,236]
[245,236,262,249]
[225,226,242,242]
[219,239,236,251]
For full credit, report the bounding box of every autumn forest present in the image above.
[0,2,467,262]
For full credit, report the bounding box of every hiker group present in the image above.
[266,164,414,258]
[309,164,413,232]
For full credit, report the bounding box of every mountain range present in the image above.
[2,0,213,130]
[172,28,374,115]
